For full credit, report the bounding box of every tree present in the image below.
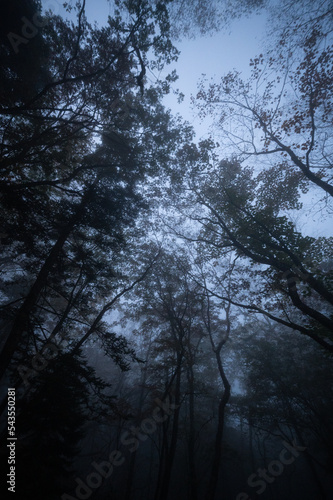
[0,349,113,499]
[0,0,187,387]
[161,0,267,39]
[173,20,333,352]
[195,27,333,197]
[117,247,238,500]
[199,274,232,500]
[176,157,333,351]
[134,250,199,500]
[231,319,333,499]
[267,0,333,50]
[113,248,205,499]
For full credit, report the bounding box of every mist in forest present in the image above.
[0,1,333,499]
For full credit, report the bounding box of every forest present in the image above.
[0,0,332,499]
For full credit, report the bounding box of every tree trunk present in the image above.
[205,346,231,500]
[155,353,182,500]
[188,364,198,500]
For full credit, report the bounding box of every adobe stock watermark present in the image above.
[236,440,306,500]
[61,395,179,500]
[7,1,60,54]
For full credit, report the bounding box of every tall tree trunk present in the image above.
[205,345,231,500]
[188,364,198,500]
[125,360,149,500]
[125,450,137,500]
[154,417,169,500]
[202,289,232,500]
[155,353,182,500]
[248,415,256,472]
[285,400,326,500]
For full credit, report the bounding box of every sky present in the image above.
[161,13,268,136]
